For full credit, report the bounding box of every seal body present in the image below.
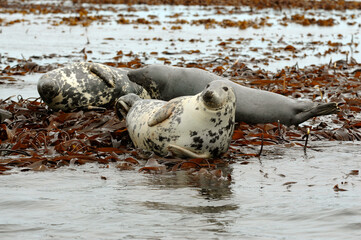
[128,65,339,126]
[37,62,150,111]
[116,80,236,158]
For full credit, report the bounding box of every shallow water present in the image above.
[1,142,360,239]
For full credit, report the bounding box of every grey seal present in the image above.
[37,62,150,111]
[127,65,339,126]
[116,80,236,158]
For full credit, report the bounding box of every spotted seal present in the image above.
[127,65,339,126]
[116,80,236,158]
[37,62,150,112]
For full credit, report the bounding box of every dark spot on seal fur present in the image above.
[209,147,220,157]
[191,136,204,150]
[175,117,182,124]
[144,138,163,153]
[158,135,170,142]
[208,130,217,137]
[208,130,220,144]
[215,119,223,127]
[190,131,198,137]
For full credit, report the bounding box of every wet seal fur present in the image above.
[116,80,236,158]
[128,65,339,126]
[37,62,150,111]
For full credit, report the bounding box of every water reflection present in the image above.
[144,168,234,200]
[143,201,238,214]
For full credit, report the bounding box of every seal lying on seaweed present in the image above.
[37,62,150,112]
[116,80,236,158]
[127,65,339,126]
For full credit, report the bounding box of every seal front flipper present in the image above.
[89,63,115,88]
[115,93,142,119]
[167,144,211,159]
[147,101,177,127]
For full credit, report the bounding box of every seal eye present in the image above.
[223,87,228,91]
[206,84,210,88]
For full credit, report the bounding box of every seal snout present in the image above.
[202,90,215,103]
[202,88,224,109]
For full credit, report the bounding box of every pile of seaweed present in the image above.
[1,59,361,176]
[74,0,361,10]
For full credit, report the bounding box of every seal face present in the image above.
[128,65,339,126]
[37,62,150,112]
[116,80,236,158]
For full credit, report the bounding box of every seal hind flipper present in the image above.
[167,144,210,159]
[295,102,340,125]
[148,102,176,127]
[89,63,115,88]
[311,102,340,116]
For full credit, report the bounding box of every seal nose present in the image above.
[202,90,214,103]
[37,76,60,104]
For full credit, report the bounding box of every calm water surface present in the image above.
[1,142,360,239]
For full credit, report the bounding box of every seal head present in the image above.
[201,82,233,110]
